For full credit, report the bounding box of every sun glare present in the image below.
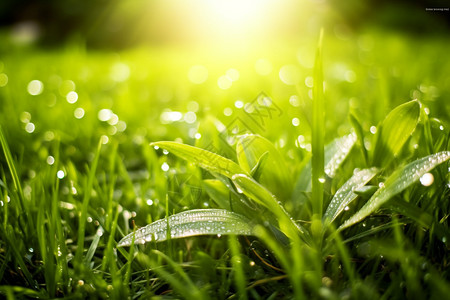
[147,0,299,45]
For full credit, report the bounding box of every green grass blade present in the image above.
[311,28,325,219]
[324,133,357,178]
[340,151,450,230]
[232,174,308,242]
[84,226,103,266]
[294,133,356,193]
[372,100,421,167]
[150,250,205,299]
[202,179,233,211]
[324,167,378,224]
[349,112,369,166]
[117,209,253,247]
[75,139,102,265]
[229,236,248,300]
[236,134,292,200]
[0,126,24,206]
[151,141,247,178]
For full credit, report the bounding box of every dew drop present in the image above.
[420,173,434,187]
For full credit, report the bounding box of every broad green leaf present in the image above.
[324,167,378,224]
[372,100,420,167]
[236,134,292,200]
[117,209,253,247]
[232,174,308,241]
[151,141,247,178]
[339,151,450,230]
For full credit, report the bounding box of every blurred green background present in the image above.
[0,0,449,168]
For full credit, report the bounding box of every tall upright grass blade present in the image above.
[117,209,253,247]
[151,141,247,178]
[349,113,369,165]
[311,28,325,218]
[150,250,205,299]
[229,236,248,300]
[340,151,450,230]
[75,139,102,265]
[324,167,378,224]
[294,134,356,193]
[0,126,24,207]
[372,100,420,167]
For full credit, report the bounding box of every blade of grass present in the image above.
[151,141,247,178]
[340,151,450,230]
[311,29,325,222]
[75,139,102,266]
[229,235,248,300]
[117,209,253,247]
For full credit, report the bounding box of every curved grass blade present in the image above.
[372,100,420,167]
[324,167,378,224]
[232,174,308,242]
[324,133,357,178]
[117,209,253,247]
[339,151,450,230]
[236,134,292,200]
[294,133,357,194]
[151,141,247,178]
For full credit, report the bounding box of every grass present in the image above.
[0,29,449,298]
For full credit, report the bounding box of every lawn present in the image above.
[0,24,449,299]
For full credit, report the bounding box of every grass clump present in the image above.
[0,31,449,298]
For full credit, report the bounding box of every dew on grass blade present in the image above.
[161,162,169,172]
[117,209,253,247]
[340,151,450,230]
[420,173,434,186]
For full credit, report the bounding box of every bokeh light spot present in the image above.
[188,65,208,84]
[184,111,197,124]
[110,63,130,82]
[279,65,301,85]
[0,73,8,87]
[27,80,44,95]
[66,91,78,103]
[217,75,232,90]
[226,68,240,81]
[74,107,85,119]
[255,59,272,76]
[25,122,35,133]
